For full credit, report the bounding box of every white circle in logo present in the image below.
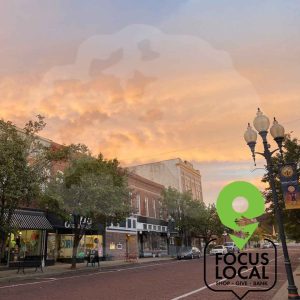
[232,197,249,213]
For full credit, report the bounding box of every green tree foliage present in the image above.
[262,135,300,242]
[43,151,130,268]
[162,187,224,247]
[0,116,47,261]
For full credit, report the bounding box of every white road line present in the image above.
[0,260,181,290]
[171,255,283,300]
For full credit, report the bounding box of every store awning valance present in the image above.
[5,209,53,230]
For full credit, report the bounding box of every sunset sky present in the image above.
[1,0,300,203]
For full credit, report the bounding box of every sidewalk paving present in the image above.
[272,264,300,300]
[0,256,175,284]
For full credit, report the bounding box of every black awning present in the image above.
[46,212,104,234]
[137,216,168,226]
[6,209,53,230]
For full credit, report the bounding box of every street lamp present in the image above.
[244,108,299,299]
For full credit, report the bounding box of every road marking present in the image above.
[0,278,57,289]
[171,255,283,300]
[0,260,181,289]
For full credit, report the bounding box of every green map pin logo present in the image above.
[216,181,265,250]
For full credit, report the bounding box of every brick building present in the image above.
[106,172,169,259]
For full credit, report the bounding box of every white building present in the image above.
[129,158,203,202]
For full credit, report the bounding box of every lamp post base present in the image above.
[288,286,300,300]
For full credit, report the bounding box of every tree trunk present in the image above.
[102,224,107,260]
[71,229,80,269]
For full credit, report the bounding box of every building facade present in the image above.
[129,158,203,202]
[105,173,168,259]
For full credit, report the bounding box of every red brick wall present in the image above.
[105,232,138,260]
[128,173,166,220]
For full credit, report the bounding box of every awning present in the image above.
[5,209,53,230]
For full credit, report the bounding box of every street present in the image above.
[0,247,299,300]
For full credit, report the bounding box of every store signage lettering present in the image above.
[64,216,92,229]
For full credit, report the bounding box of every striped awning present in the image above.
[5,209,53,230]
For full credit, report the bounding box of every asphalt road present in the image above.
[0,247,299,300]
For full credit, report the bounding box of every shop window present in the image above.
[47,233,56,260]
[57,234,103,259]
[9,230,42,261]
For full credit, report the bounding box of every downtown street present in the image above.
[0,246,299,300]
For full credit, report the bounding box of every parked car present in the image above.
[177,247,202,259]
[224,242,240,253]
[262,242,272,249]
[273,241,280,247]
[210,245,227,255]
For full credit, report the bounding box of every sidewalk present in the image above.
[272,264,300,300]
[0,256,174,284]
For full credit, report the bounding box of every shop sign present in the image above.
[64,215,93,229]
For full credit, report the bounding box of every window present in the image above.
[119,220,126,228]
[158,201,163,219]
[133,220,136,228]
[148,224,152,230]
[153,225,157,231]
[153,199,156,219]
[127,219,132,228]
[136,194,141,214]
[145,197,149,216]
[158,225,161,231]
[129,192,133,208]
[143,224,147,230]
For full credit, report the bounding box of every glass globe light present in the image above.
[270,118,285,139]
[253,108,270,133]
[244,123,257,144]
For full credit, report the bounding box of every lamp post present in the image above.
[244,108,299,299]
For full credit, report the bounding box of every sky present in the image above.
[0,0,300,204]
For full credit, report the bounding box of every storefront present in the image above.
[4,209,53,267]
[46,212,104,264]
[136,216,168,257]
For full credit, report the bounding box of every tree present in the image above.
[162,187,193,246]
[189,203,224,244]
[262,135,300,242]
[0,116,47,262]
[43,151,130,268]
[162,187,224,247]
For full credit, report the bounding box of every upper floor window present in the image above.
[145,197,149,217]
[136,194,141,214]
[153,199,156,219]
